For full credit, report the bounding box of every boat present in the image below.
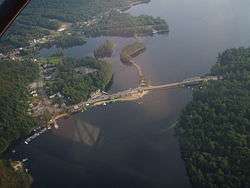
[152,29,158,34]
[102,91,109,95]
[22,158,28,162]
[54,124,59,129]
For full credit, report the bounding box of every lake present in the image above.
[10,0,250,187]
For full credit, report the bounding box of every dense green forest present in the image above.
[84,10,168,37]
[0,60,38,187]
[45,56,113,105]
[177,48,250,188]
[94,40,115,59]
[45,33,87,49]
[0,160,32,188]
[0,60,39,153]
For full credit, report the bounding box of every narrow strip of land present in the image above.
[131,61,147,86]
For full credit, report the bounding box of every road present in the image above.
[68,76,219,114]
[131,61,148,86]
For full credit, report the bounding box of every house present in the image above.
[49,94,57,99]
[45,76,52,81]
[57,92,63,98]
[30,90,37,95]
[42,64,56,69]
[90,89,101,99]
[74,105,79,110]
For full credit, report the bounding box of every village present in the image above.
[24,57,109,144]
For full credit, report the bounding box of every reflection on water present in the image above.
[52,118,101,146]
[73,120,100,146]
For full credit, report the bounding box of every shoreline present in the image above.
[2,0,152,154]
[2,0,169,171]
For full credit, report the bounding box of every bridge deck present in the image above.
[67,76,219,114]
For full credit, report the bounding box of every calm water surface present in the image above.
[11,0,250,187]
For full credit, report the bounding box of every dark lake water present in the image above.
[10,0,250,187]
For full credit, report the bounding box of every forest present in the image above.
[94,40,115,59]
[120,42,146,64]
[84,10,169,37]
[0,60,39,187]
[177,48,250,188]
[45,56,113,105]
[45,33,87,49]
[0,60,39,154]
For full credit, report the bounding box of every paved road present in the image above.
[69,76,219,113]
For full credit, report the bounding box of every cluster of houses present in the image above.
[29,37,48,46]
[28,82,63,124]
[90,89,102,99]
[77,16,98,29]
[72,90,101,111]
[28,82,39,97]
[72,90,109,112]
[41,63,66,101]
[49,92,63,99]
[27,95,43,118]
[5,48,22,61]
[27,82,43,116]
[42,63,57,81]
[0,52,5,59]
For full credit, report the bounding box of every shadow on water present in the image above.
[8,88,191,188]
[58,90,189,187]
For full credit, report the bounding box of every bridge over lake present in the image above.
[69,76,219,113]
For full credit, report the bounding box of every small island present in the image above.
[94,40,115,59]
[120,42,146,64]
